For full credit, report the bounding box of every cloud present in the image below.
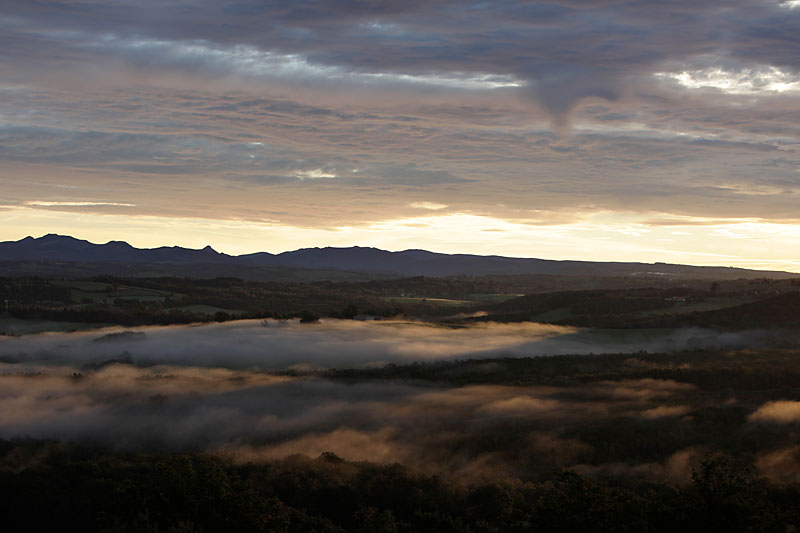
[655,65,800,95]
[476,396,563,416]
[26,201,136,208]
[0,361,600,480]
[221,428,402,464]
[749,401,800,423]
[640,405,691,419]
[0,353,715,484]
[1,0,800,264]
[572,448,703,486]
[293,168,338,179]
[0,320,577,370]
[1,320,789,372]
[0,323,766,486]
[756,446,800,483]
[600,379,697,402]
[409,201,447,210]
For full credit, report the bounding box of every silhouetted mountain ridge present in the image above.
[0,234,230,264]
[0,234,796,279]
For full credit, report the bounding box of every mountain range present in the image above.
[0,234,796,279]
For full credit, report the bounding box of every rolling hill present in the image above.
[1,234,797,280]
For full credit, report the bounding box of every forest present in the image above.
[1,439,795,532]
[3,273,800,531]
[2,274,799,330]
[2,345,800,530]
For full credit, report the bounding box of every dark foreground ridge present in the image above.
[0,440,796,533]
[4,349,800,530]
[1,233,796,279]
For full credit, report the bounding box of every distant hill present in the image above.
[662,291,800,329]
[0,234,797,280]
[0,234,231,264]
[258,247,795,279]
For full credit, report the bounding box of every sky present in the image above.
[1,1,799,270]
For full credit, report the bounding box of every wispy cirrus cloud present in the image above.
[26,201,135,208]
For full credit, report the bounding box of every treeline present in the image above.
[6,304,244,326]
[1,440,798,532]
[4,304,408,327]
[325,349,800,393]
[643,291,800,330]
[471,287,698,324]
[5,304,397,327]
[5,275,800,328]
[0,279,71,304]
[470,288,800,330]
[322,350,800,467]
[1,276,408,322]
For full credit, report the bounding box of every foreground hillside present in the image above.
[5,348,800,531]
[1,442,793,532]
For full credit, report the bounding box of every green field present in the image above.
[50,280,177,305]
[170,305,246,315]
[530,306,574,322]
[469,293,524,303]
[383,296,474,307]
[639,295,757,316]
[0,317,110,334]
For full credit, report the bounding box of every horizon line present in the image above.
[2,232,797,275]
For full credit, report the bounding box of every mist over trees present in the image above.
[2,440,800,532]
[6,440,800,532]
[3,270,800,530]
[3,344,800,529]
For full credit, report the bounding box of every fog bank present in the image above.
[0,362,701,482]
[1,319,791,370]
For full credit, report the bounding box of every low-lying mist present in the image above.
[0,361,710,483]
[2,319,799,484]
[1,318,792,370]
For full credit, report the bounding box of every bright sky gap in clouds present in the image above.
[1,1,799,271]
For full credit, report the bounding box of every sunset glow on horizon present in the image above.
[1,1,799,271]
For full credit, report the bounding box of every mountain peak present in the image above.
[105,240,134,247]
[0,234,796,280]
[35,233,89,244]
